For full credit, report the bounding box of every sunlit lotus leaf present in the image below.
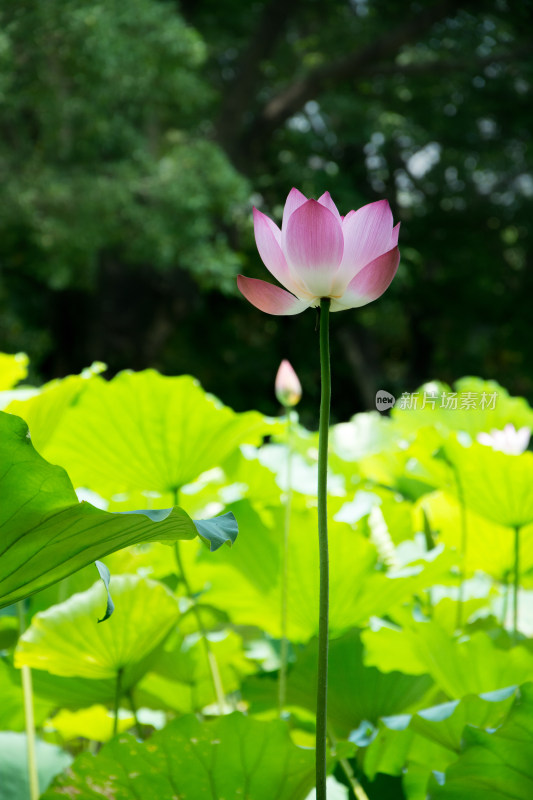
[417,491,533,583]
[362,619,533,698]
[46,705,135,743]
[427,682,533,799]
[243,629,433,736]
[0,352,29,391]
[4,363,104,452]
[42,713,318,800]
[15,575,180,680]
[444,438,533,528]
[393,378,533,438]
[0,411,236,608]
[39,369,270,501]
[182,499,454,642]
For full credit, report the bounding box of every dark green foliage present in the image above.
[0,0,532,421]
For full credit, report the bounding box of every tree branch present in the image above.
[215,0,302,161]
[363,44,533,78]
[252,0,481,136]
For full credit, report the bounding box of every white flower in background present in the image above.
[477,423,531,455]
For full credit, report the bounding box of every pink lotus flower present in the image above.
[237,188,400,315]
[477,423,531,455]
[275,359,302,407]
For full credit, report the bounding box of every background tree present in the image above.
[0,0,532,422]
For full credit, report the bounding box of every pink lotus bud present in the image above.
[275,360,302,407]
[237,188,400,315]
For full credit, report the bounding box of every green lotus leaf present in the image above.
[4,363,104,452]
[244,629,434,737]
[15,575,180,680]
[42,713,318,800]
[45,705,135,744]
[445,438,533,528]
[37,369,270,501]
[31,670,121,710]
[364,685,518,782]
[427,682,533,799]
[0,352,29,391]
[0,411,237,608]
[418,491,533,583]
[181,499,454,642]
[362,619,533,698]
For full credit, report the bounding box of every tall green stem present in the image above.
[173,489,226,713]
[17,602,39,800]
[316,298,331,800]
[513,525,521,638]
[279,408,293,715]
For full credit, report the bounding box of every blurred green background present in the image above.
[0,0,531,423]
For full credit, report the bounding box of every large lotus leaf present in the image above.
[38,369,270,501]
[4,365,104,452]
[445,438,533,528]
[42,713,319,800]
[362,620,533,698]
[243,629,433,737]
[392,378,533,437]
[364,685,518,781]
[15,575,180,680]
[183,499,454,642]
[417,491,533,582]
[0,352,29,391]
[427,682,533,799]
[31,670,123,710]
[0,733,72,800]
[0,411,237,608]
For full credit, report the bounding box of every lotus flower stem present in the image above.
[316,298,331,799]
[279,409,294,716]
[173,489,226,713]
[17,601,39,800]
[513,525,521,638]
